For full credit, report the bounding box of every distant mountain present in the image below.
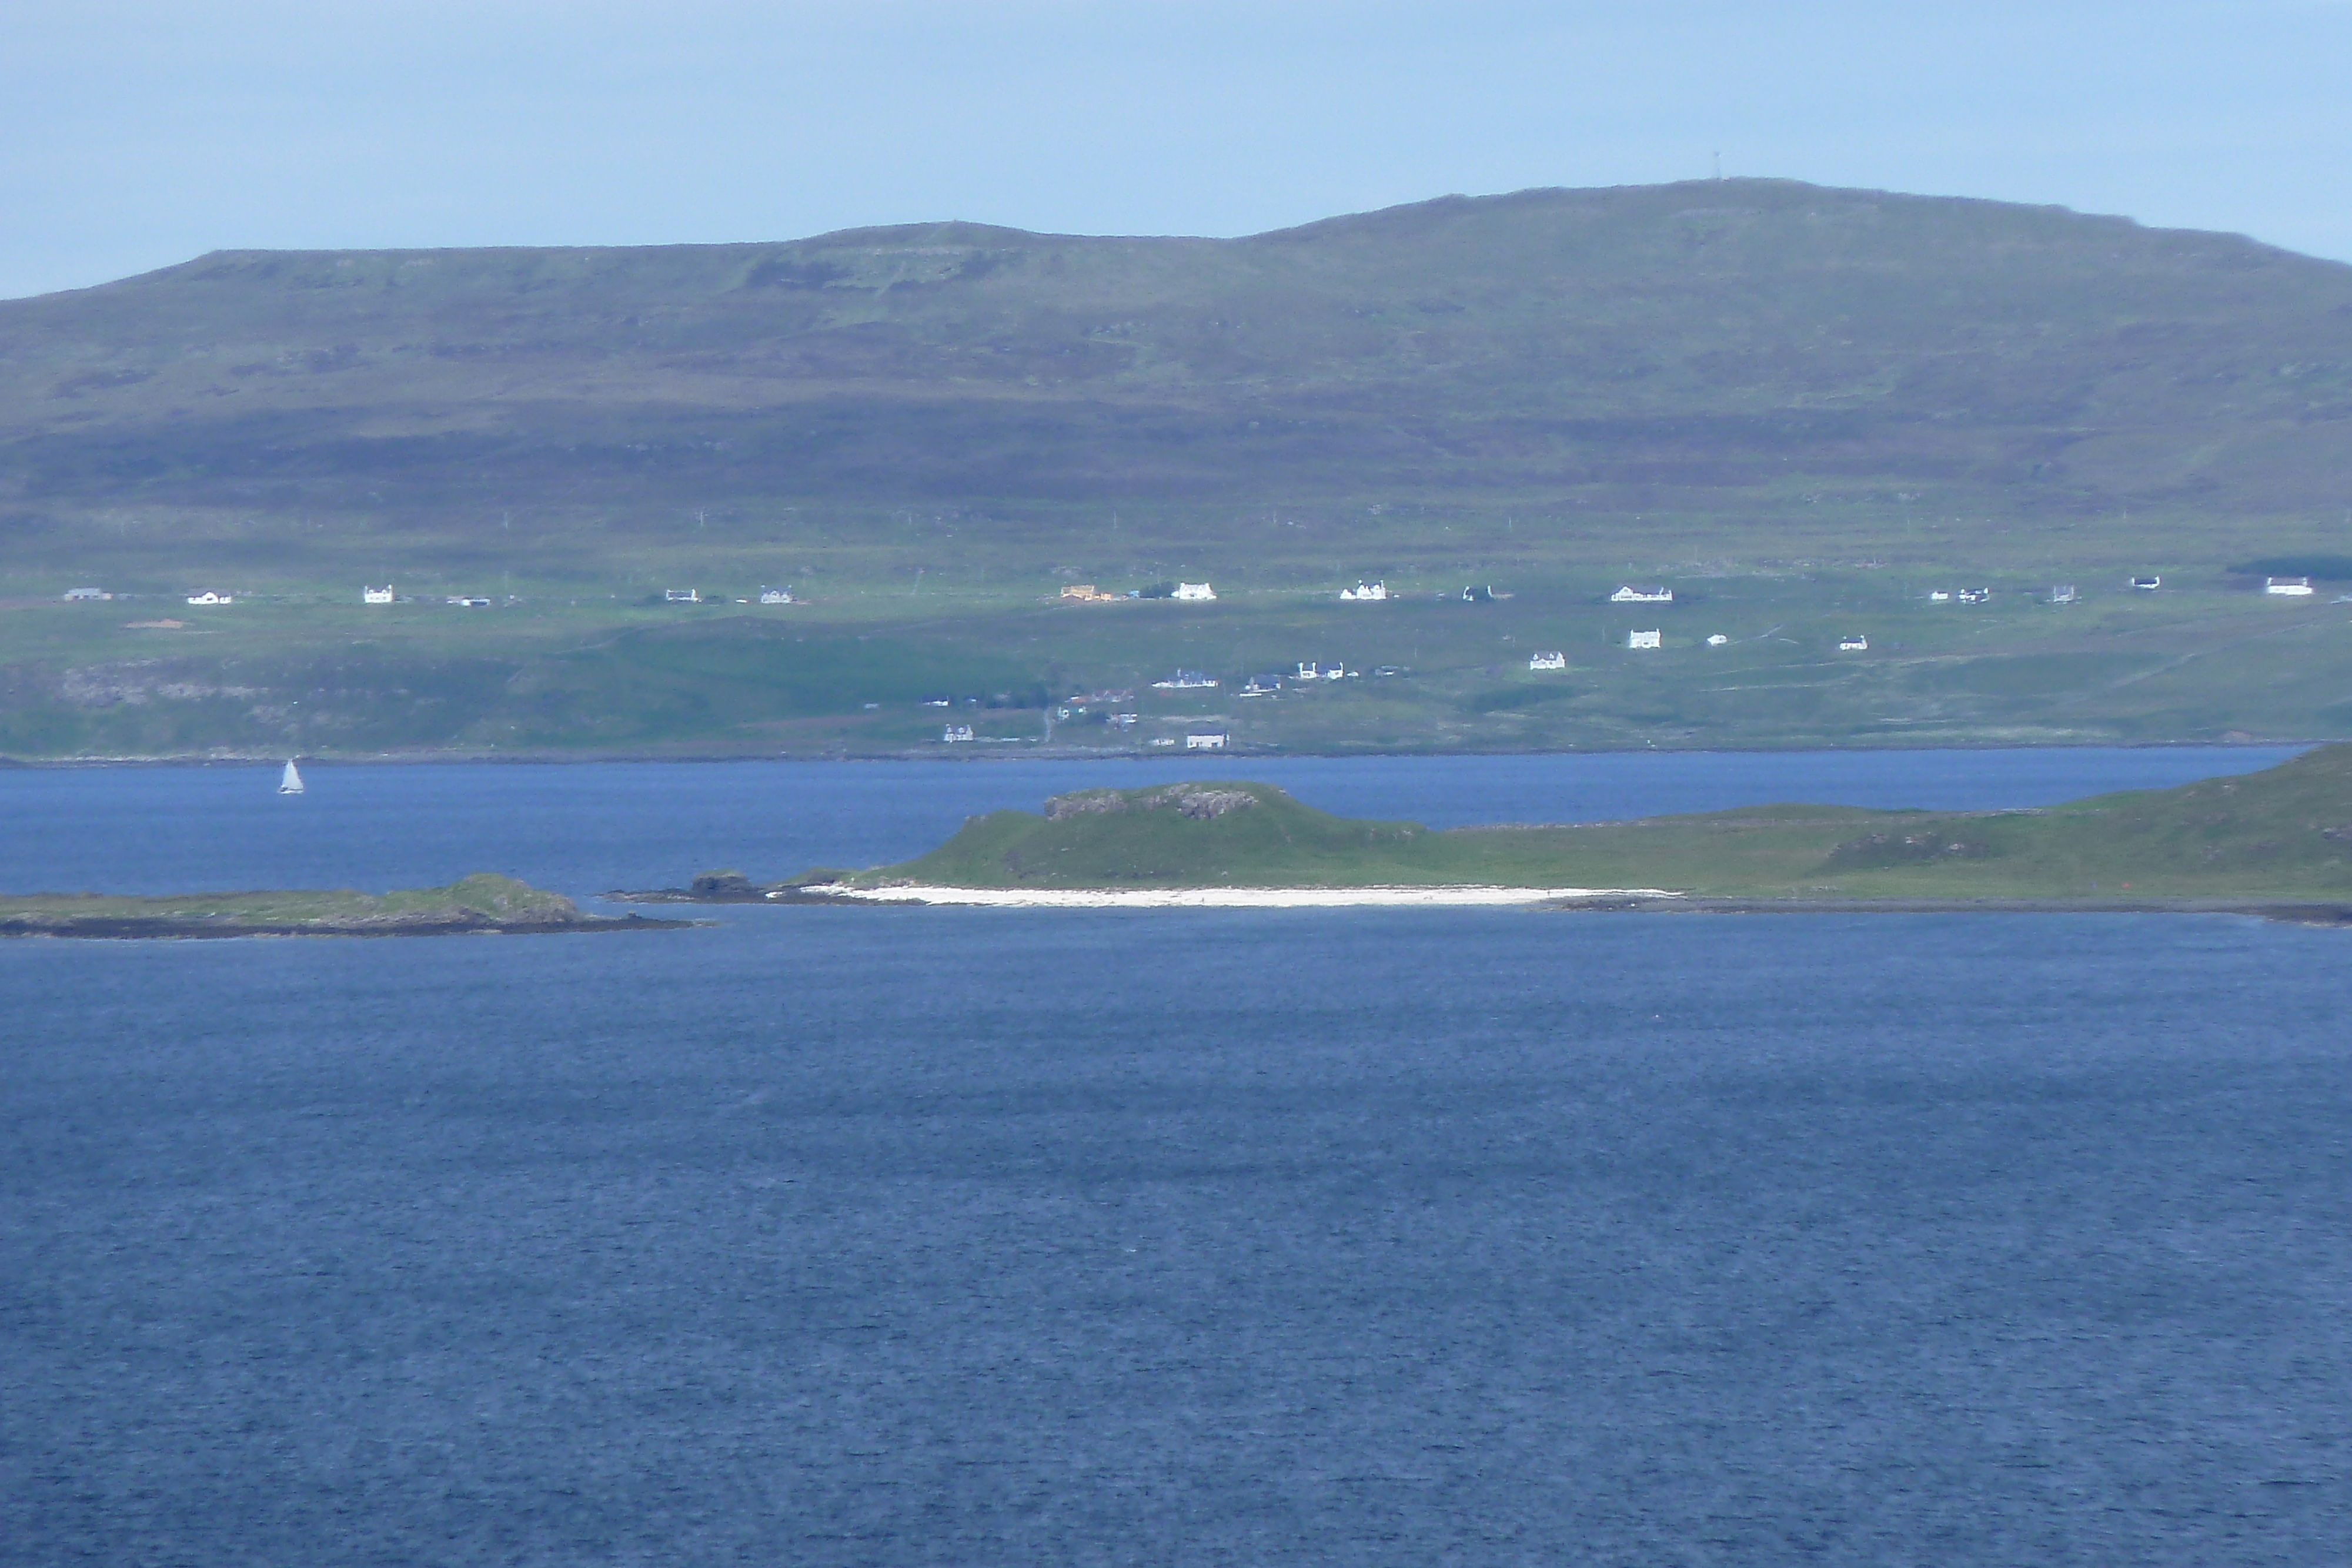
[8,178,2352,547]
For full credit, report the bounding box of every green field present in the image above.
[864,745,2352,901]
[5,559,2348,757]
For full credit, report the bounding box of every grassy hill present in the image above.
[12,178,2352,574]
[867,745,2352,900]
[9,178,2352,757]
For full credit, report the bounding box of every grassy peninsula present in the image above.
[838,746,2352,909]
[0,872,676,938]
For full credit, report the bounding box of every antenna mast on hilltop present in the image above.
[1713,149,1722,180]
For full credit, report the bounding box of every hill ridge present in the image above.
[9,174,2352,584]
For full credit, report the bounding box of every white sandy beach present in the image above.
[801,884,1681,908]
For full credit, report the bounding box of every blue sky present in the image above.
[6,0,2349,299]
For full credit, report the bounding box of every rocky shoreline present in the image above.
[0,912,687,940]
[0,874,693,940]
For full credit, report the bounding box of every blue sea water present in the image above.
[4,748,2348,1565]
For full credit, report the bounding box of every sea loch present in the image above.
[3,750,2346,1564]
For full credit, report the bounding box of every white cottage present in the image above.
[1611,585,1673,603]
[1185,733,1228,750]
[1173,582,1216,601]
[363,585,395,604]
[1626,629,1662,650]
[1528,651,1567,671]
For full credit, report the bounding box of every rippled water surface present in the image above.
[4,748,2346,1565]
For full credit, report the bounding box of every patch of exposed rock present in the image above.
[1045,783,1261,821]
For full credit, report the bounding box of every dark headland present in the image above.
[620,745,2352,920]
[0,872,686,939]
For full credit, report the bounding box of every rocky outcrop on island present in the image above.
[1044,784,1261,821]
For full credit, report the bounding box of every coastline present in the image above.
[0,738,2324,769]
[0,873,693,940]
[799,884,1682,908]
[1544,895,2352,924]
[0,912,692,940]
[730,886,2352,922]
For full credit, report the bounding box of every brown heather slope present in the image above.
[8,178,2352,570]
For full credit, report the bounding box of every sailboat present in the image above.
[278,759,305,795]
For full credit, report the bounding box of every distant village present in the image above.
[42,564,2339,754]
[59,570,2338,624]
[989,569,2301,751]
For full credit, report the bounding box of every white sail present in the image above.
[279,760,304,795]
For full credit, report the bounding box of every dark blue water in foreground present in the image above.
[4,749,2348,1565]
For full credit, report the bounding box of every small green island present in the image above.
[0,872,681,940]
[639,745,2352,921]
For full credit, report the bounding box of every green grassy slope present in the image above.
[868,745,2352,898]
[889,783,1442,887]
[7,567,2351,758]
